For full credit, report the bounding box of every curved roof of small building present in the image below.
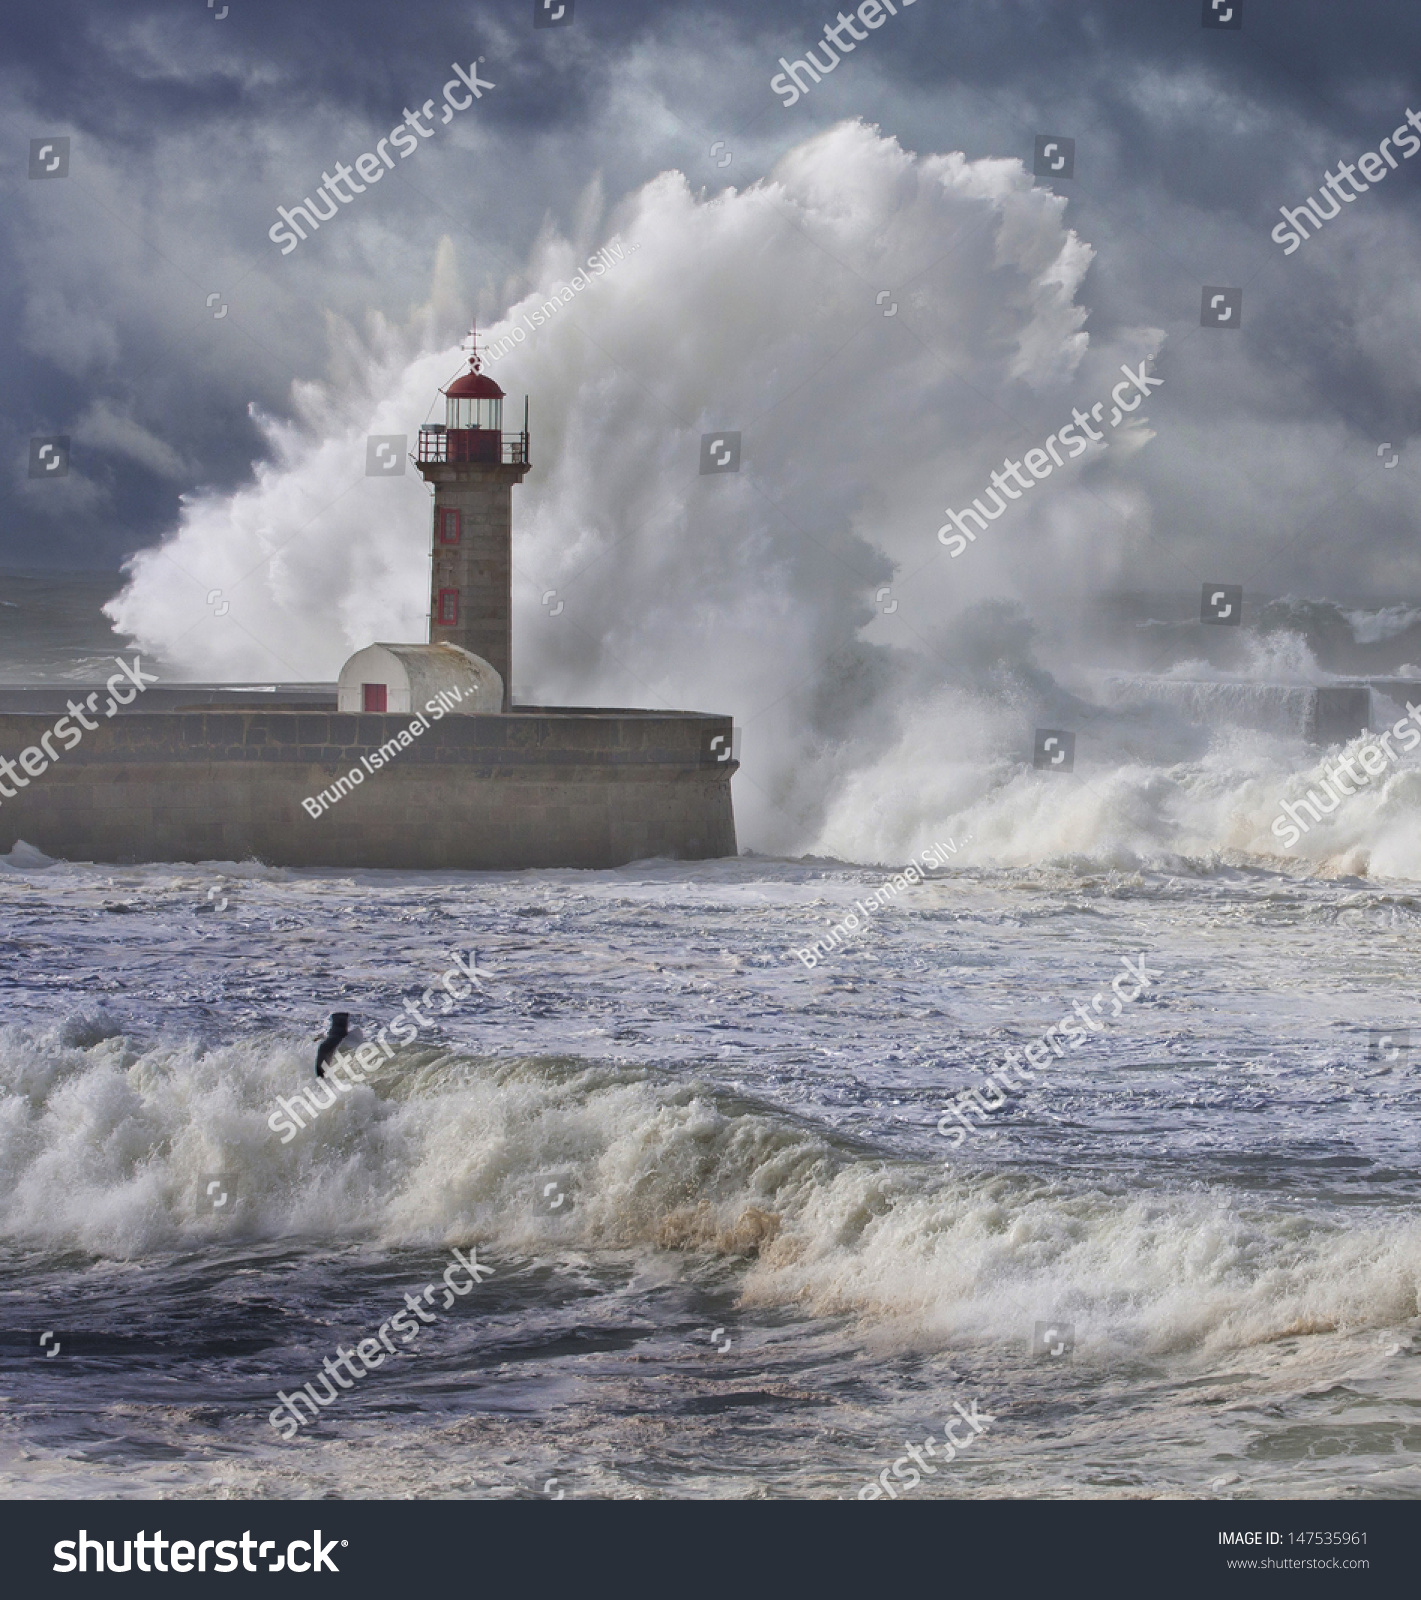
[444,367,505,400]
[337,641,502,714]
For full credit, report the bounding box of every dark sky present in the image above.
[6,0,1421,584]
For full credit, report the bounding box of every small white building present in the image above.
[337,642,502,716]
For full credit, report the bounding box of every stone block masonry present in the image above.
[422,458,527,712]
[0,707,738,869]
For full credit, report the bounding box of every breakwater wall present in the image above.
[0,705,738,869]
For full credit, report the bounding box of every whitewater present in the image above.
[1,841,1418,1499]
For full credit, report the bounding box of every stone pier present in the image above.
[0,703,738,869]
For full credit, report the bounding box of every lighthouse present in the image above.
[10,326,737,868]
[415,329,530,711]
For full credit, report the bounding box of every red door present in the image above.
[362,683,387,713]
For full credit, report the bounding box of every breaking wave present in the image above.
[3,1021,1417,1359]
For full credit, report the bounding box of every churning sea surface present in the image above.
[2,854,1419,1502]
[0,574,1419,1502]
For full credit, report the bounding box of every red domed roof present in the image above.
[444,367,504,400]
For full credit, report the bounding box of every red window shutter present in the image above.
[439,508,461,544]
[362,683,387,713]
[437,588,459,626]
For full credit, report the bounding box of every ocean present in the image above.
[1,572,1419,1502]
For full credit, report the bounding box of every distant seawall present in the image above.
[1101,677,1374,745]
[0,706,738,869]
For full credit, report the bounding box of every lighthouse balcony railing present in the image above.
[416,426,529,466]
